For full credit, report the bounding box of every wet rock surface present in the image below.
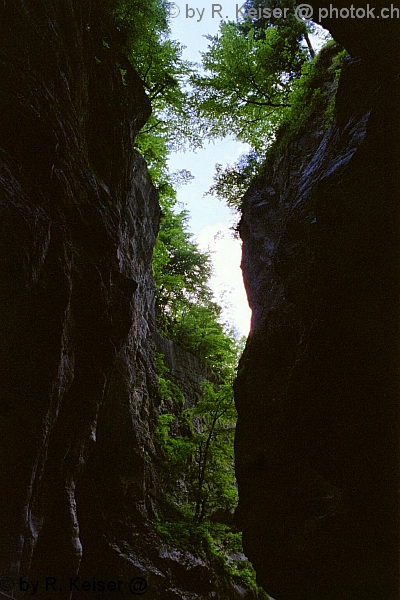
[235,18,400,600]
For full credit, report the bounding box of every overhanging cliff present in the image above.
[235,9,400,600]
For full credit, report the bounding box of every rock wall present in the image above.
[235,12,400,600]
[154,331,216,408]
[0,3,261,599]
[0,0,162,595]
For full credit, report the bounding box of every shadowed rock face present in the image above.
[235,14,400,600]
[0,0,161,593]
[311,0,400,70]
[153,331,217,409]
[0,3,262,599]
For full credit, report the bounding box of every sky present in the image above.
[166,4,328,337]
[167,3,253,337]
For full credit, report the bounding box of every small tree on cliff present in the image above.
[191,381,237,523]
[155,380,238,524]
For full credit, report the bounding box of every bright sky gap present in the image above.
[167,5,252,337]
[167,4,328,337]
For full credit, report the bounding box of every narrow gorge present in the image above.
[0,2,399,600]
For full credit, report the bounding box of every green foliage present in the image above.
[120,1,200,152]
[152,179,240,377]
[100,3,278,596]
[189,0,321,153]
[187,3,343,215]
[274,41,347,143]
[155,514,269,596]
[103,0,200,171]
[207,150,264,210]
[154,351,185,406]
[154,365,267,596]
[155,378,239,522]
[190,381,238,522]
[207,42,347,210]
[154,204,212,308]
[191,21,300,153]
[279,58,325,133]
[323,46,349,126]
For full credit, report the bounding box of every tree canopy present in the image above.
[189,0,318,152]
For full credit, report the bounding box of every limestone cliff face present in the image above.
[154,331,216,409]
[0,0,162,593]
[235,16,400,600]
[0,3,259,599]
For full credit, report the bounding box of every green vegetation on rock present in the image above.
[154,352,268,597]
[100,2,346,596]
[206,42,348,210]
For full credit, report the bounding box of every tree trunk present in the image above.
[304,33,315,58]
